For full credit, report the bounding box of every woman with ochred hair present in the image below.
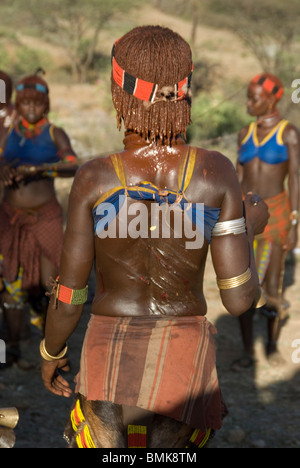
[40,26,269,448]
[235,72,300,369]
[0,73,78,368]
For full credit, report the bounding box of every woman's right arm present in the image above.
[41,161,100,396]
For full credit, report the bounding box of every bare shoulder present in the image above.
[70,155,119,207]
[51,125,70,143]
[283,121,300,145]
[189,147,240,207]
[197,147,237,180]
[196,147,244,219]
[237,124,251,146]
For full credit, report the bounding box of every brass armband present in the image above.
[40,338,68,362]
[216,268,252,290]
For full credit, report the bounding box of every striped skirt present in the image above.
[75,314,226,430]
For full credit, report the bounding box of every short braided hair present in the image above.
[111,26,193,145]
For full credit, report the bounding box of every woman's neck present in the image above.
[256,109,281,127]
[20,116,48,128]
[18,116,49,137]
[123,130,185,150]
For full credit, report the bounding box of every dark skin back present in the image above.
[41,132,269,397]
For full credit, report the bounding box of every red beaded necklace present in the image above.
[19,116,48,138]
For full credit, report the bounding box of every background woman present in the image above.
[235,72,300,368]
[0,74,78,368]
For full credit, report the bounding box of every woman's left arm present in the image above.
[51,126,79,177]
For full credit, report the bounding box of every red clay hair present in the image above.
[111,26,193,145]
[250,73,284,101]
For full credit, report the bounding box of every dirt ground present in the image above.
[0,247,299,449]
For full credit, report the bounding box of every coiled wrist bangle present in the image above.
[40,338,68,361]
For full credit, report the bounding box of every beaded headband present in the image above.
[251,74,283,100]
[111,40,193,103]
[16,83,48,94]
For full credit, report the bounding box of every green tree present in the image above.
[189,92,251,143]
[26,0,141,82]
[152,0,300,85]
[202,0,300,82]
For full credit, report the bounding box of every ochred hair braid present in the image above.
[111,26,192,145]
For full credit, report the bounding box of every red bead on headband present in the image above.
[251,74,283,100]
[111,41,193,103]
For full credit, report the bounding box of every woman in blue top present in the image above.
[235,72,300,368]
[40,26,268,448]
[0,74,78,368]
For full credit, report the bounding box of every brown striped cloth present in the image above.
[258,190,290,245]
[0,196,63,292]
[75,314,226,430]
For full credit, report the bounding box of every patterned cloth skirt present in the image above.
[75,313,226,431]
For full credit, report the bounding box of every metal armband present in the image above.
[212,217,246,237]
[216,268,251,290]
